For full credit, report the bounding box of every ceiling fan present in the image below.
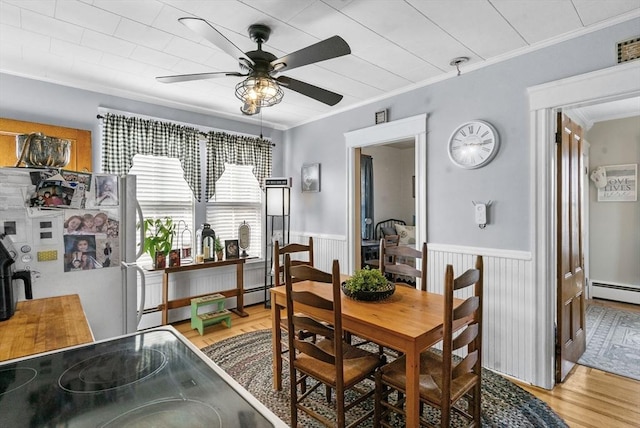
[157,18,351,115]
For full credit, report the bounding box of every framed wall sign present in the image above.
[301,163,320,193]
[597,164,637,202]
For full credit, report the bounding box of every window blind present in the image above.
[129,154,194,262]
[207,164,262,258]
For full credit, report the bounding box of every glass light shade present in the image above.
[266,186,290,216]
[240,102,261,115]
[235,75,284,112]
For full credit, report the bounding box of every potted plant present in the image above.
[341,267,395,301]
[215,237,224,261]
[142,217,175,268]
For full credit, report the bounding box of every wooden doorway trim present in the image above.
[344,114,427,274]
[528,61,640,389]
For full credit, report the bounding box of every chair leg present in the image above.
[374,371,383,428]
[473,381,481,426]
[336,384,345,428]
[441,400,451,428]
[289,367,298,428]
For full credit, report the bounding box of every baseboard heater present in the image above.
[590,281,640,304]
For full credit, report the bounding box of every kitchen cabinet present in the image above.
[0,117,92,172]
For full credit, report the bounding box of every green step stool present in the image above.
[191,293,232,335]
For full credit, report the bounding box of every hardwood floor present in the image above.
[173,298,640,428]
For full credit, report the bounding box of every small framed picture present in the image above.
[225,239,239,259]
[169,249,181,267]
[95,175,119,206]
[301,163,320,193]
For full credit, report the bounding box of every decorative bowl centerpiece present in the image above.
[342,267,395,301]
[16,132,71,167]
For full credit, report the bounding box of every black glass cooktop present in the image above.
[0,328,277,427]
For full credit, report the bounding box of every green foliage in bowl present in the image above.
[343,267,389,293]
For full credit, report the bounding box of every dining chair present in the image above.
[364,241,427,357]
[273,237,314,287]
[285,254,385,428]
[274,237,335,400]
[374,255,484,427]
[364,234,399,269]
[379,240,427,291]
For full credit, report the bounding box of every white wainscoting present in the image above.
[427,244,534,384]
[136,234,536,384]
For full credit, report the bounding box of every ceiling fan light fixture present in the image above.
[235,75,284,109]
[240,102,261,115]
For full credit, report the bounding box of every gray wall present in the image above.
[587,116,640,286]
[283,18,639,252]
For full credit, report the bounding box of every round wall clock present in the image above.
[447,120,499,169]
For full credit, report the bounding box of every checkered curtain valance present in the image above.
[101,113,202,201]
[205,132,273,201]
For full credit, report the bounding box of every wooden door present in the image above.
[556,113,586,383]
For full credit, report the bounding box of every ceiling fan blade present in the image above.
[276,76,343,106]
[272,36,350,73]
[157,71,245,83]
[178,17,253,66]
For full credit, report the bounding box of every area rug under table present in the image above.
[578,304,640,380]
[202,329,567,427]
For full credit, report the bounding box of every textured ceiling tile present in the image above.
[50,38,102,63]
[491,0,583,44]
[21,9,84,44]
[573,0,640,25]
[408,0,526,59]
[4,0,54,17]
[100,52,149,75]
[132,45,180,69]
[115,18,173,51]
[81,29,136,57]
[55,0,121,35]
[0,1,20,26]
[92,0,164,26]
[0,22,50,51]
[162,35,218,62]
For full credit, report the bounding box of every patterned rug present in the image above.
[202,329,568,427]
[578,304,640,380]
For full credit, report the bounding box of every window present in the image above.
[207,163,262,258]
[129,155,194,263]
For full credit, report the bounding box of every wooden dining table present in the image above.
[270,280,467,427]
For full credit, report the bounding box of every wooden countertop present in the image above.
[0,294,94,362]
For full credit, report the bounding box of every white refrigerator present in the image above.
[0,167,142,340]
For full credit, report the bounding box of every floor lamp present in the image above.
[264,177,291,308]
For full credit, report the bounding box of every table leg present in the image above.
[231,262,249,317]
[161,271,169,325]
[271,290,282,391]
[405,344,419,427]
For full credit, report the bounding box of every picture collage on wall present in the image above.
[63,209,120,272]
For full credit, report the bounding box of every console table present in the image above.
[159,257,251,325]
